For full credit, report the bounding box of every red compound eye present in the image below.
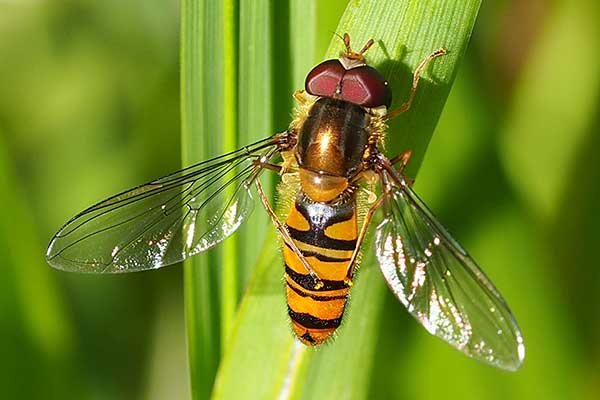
[305,59,345,98]
[305,59,392,108]
[341,66,391,108]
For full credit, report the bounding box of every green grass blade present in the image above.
[290,1,317,87]
[236,0,274,302]
[212,0,323,397]
[293,2,481,398]
[181,0,237,397]
[212,230,298,399]
[213,1,480,398]
[219,0,239,346]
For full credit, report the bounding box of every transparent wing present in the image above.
[374,170,525,371]
[47,135,282,273]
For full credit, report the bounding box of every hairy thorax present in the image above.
[294,97,371,202]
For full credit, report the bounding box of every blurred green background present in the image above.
[1,1,599,399]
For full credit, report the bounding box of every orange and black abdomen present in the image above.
[284,192,357,345]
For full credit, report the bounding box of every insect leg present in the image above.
[384,48,447,120]
[254,178,325,289]
[345,150,413,281]
[293,90,311,104]
[388,150,415,186]
[254,161,282,173]
[389,150,412,172]
[345,194,386,283]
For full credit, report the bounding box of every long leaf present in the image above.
[181,0,233,397]
[213,1,481,399]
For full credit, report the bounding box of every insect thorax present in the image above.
[292,97,370,202]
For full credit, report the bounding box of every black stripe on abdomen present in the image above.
[287,226,356,251]
[285,194,357,251]
[286,280,347,301]
[298,248,351,262]
[288,307,342,329]
[285,265,348,291]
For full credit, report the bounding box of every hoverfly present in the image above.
[47,33,525,371]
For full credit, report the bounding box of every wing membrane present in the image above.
[375,170,525,371]
[47,135,281,273]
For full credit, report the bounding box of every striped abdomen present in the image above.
[284,192,358,345]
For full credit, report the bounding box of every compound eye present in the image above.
[305,59,345,97]
[341,66,392,108]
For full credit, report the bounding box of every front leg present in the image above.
[344,194,385,282]
[344,150,414,280]
[254,178,325,289]
[389,150,415,186]
[293,90,313,104]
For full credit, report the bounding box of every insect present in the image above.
[47,33,525,370]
